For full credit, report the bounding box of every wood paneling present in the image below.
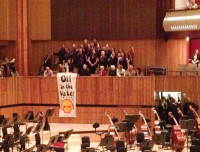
[29,40,156,75]
[155,76,199,105]
[155,39,187,71]
[0,41,16,59]
[51,0,157,40]
[0,76,155,106]
[0,106,154,126]
[0,0,16,40]
[28,0,51,40]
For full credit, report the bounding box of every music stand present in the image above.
[33,122,43,133]
[99,135,114,151]
[152,134,166,152]
[60,129,73,141]
[42,108,54,143]
[45,108,54,118]
[125,115,140,124]
[118,122,127,132]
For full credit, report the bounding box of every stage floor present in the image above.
[15,123,189,152]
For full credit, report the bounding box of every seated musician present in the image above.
[191,49,200,65]
[186,0,198,9]
[168,98,180,125]
[183,97,199,119]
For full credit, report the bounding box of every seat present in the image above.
[37,135,59,152]
[190,145,200,152]
[35,133,41,146]
[93,122,103,139]
[81,136,90,150]
[116,140,126,152]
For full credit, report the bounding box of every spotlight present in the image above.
[186,37,190,41]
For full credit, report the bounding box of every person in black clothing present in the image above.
[118,52,129,70]
[183,97,199,119]
[79,64,91,76]
[168,98,180,125]
[98,51,108,70]
[108,50,118,68]
[77,48,87,74]
[87,49,99,74]
[158,98,168,122]
[53,44,67,64]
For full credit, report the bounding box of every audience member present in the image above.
[0,66,3,77]
[98,51,108,70]
[57,64,66,73]
[39,39,143,77]
[53,44,67,64]
[79,64,91,76]
[108,65,116,76]
[44,67,53,77]
[117,65,126,77]
[126,65,136,76]
[98,66,107,76]
[186,0,198,9]
[118,52,129,70]
[38,66,45,76]
[10,66,19,77]
[192,49,199,65]
[87,49,99,74]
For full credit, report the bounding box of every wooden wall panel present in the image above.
[28,0,51,40]
[155,76,199,106]
[155,39,187,71]
[0,76,155,106]
[51,0,157,40]
[0,41,16,59]
[29,40,156,75]
[0,0,16,40]
[0,106,155,126]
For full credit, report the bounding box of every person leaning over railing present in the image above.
[43,66,53,77]
[186,0,198,9]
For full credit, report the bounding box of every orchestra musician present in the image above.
[158,97,168,122]
[168,98,180,125]
[183,97,199,119]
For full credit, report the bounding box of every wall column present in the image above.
[16,0,29,76]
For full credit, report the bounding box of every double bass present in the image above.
[139,111,152,140]
[168,112,185,151]
[122,110,137,145]
[105,112,120,141]
[189,105,200,131]
[152,108,161,134]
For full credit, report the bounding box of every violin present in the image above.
[168,112,185,151]
[105,112,120,141]
[152,108,161,134]
[139,111,152,140]
[189,105,200,131]
[122,110,137,145]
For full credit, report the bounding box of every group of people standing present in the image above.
[39,39,144,77]
[157,93,199,125]
[0,57,19,77]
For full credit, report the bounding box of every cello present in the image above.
[152,108,161,134]
[139,111,152,140]
[122,110,137,145]
[168,112,185,151]
[189,105,200,131]
[105,112,120,141]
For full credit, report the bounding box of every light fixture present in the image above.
[186,37,190,41]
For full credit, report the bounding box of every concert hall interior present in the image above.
[1,0,200,152]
